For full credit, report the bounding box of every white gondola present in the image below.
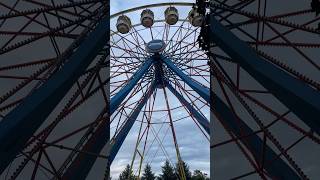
[141,9,154,28]
[188,7,204,27]
[116,15,132,34]
[164,7,179,25]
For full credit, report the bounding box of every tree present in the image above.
[191,170,209,180]
[158,160,177,180]
[119,164,135,180]
[141,164,156,180]
[175,160,192,180]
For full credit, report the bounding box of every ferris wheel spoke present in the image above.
[20,150,55,178]
[166,26,199,54]
[168,40,201,59]
[113,79,152,115]
[215,3,320,35]
[110,44,146,60]
[58,114,109,179]
[112,32,148,56]
[164,17,190,51]
[213,61,320,148]
[0,62,55,106]
[213,61,309,178]
[111,73,152,117]
[0,0,19,28]
[4,0,98,19]
[0,9,102,55]
[0,12,40,50]
[0,1,100,47]
[264,17,320,43]
[0,2,51,30]
[109,82,156,165]
[265,22,320,71]
[214,0,256,24]
[253,50,320,89]
[208,15,320,135]
[167,81,209,136]
[213,79,302,179]
[217,14,258,42]
[168,74,209,111]
[169,49,206,57]
[211,56,320,145]
[110,59,153,114]
[161,84,186,180]
[173,51,208,68]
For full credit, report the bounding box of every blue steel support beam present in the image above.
[61,111,109,180]
[207,15,320,135]
[158,56,299,178]
[166,83,210,134]
[62,82,156,179]
[108,82,156,164]
[213,93,301,179]
[110,58,153,114]
[0,16,109,173]
[160,55,210,102]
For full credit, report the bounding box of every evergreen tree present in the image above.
[141,164,156,180]
[191,170,209,180]
[175,160,192,180]
[119,164,135,180]
[158,160,177,180]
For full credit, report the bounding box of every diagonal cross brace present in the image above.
[108,81,156,164]
[61,108,109,180]
[0,15,110,173]
[166,82,210,134]
[207,15,320,135]
[213,93,301,179]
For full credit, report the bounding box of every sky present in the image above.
[109,0,210,178]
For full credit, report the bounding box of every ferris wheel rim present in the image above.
[110,2,194,19]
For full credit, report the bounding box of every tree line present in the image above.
[116,160,209,180]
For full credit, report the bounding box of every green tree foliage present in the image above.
[141,163,156,180]
[158,160,177,180]
[191,169,209,180]
[118,161,210,180]
[175,160,192,180]
[119,164,135,180]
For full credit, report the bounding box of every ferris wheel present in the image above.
[109,2,210,179]
[0,0,319,180]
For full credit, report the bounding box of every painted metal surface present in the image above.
[108,82,156,164]
[160,55,210,102]
[213,93,301,179]
[0,15,110,173]
[207,15,320,135]
[167,83,210,134]
[61,117,109,180]
[110,58,153,114]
